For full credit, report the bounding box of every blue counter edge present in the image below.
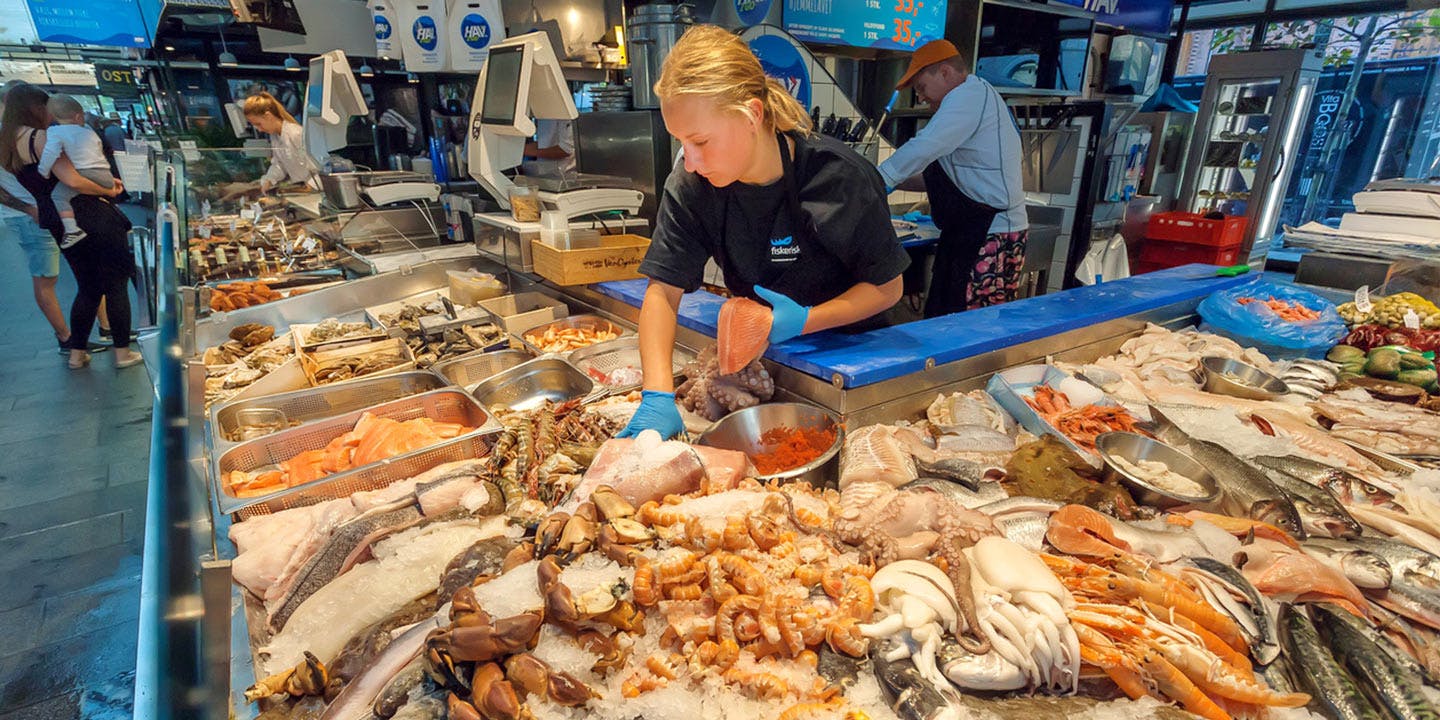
[593,264,1257,388]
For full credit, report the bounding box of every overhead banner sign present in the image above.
[783,0,947,51]
[0,59,48,84]
[44,61,95,86]
[1050,0,1175,35]
[96,63,141,98]
[24,0,153,48]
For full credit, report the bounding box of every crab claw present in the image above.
[544,577,582,626]
[592,485,635,521]
[474,662,529,720]
[598,524,643,566]
[451,586,491,623]
[557,511,598,564]
[437,612,544,663]
[447,692,483,720]
[425,640,470,692]
[505,653,551,699]
[503,540,536,572]
[593,600,646,633]
[535,512,570,559]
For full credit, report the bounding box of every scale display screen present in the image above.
[784,0,947,51]
[481,45,524,125]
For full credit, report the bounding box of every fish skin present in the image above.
[1376,580,1440,633]
[1253,456,1402,511]
[871,639,963,720]
[1171,436,1305,538]
[1279,604,1383,720]
[268,501,427,632]
[1347,537,1440,585]
[914,456,1003,491]
[1251,460,1362,538]
[1312,603,1439,720]
[1302,539,1393,590]
[902,477,1008,510]
[320,611,444,720]
[997,512,1051,552]
[1183,556,1282,665]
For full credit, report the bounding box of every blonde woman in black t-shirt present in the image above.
[619,25,909,440]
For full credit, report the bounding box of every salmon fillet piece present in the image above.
[717,296,772,375]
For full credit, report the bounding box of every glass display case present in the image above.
[1178,49,1320,262]
[162,147,347,294]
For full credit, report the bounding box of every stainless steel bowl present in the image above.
[519,314,629,356]
[695,403,843,487]
[1095,431,1220,508]
[1199,356,1290,400]
[469,357,596,412]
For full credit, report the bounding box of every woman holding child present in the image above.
[0,85,138,370]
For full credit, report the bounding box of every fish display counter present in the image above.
[139,199,1440,720]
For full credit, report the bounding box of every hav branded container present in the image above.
[368,0,399,59]
[395,0,447,72]
[447,0,504,72]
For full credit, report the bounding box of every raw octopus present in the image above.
[834,480,999,653]
[717,296,772,375]
[675,345,776,422]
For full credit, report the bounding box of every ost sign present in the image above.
[96,64,140,99]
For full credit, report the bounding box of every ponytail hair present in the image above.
[242,91,297,125]
[654,25,812,135]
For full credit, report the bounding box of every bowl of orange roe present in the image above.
[696,402,843,486]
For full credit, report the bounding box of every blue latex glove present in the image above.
[616,390,685,440]
[754,285,809,344]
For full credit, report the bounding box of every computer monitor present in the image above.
[302,49,369,163]
[468,31,577,206]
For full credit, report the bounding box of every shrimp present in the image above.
[716,595,762,645]
[633,557,660,607]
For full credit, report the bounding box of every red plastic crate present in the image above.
[1147,212,1248,247]
[1136,238,1243,272]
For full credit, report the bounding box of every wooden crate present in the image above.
[531,234,650,286]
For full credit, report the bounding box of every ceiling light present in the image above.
[164,45,175,51]
[358,62,374,77]
[284,55,300,70]
[219,51,237,65]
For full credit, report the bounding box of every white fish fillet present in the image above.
[349,459,487,512]
[230,498,357,598]
[259,515,508,675]
[839,425,918,489]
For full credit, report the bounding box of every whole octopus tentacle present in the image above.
[934,542,990,654]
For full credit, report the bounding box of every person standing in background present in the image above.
[525,119,575,175]
[878,40,1028,318]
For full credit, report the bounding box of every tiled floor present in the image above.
[0,216,151,719]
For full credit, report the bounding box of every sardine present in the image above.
[871,639,965,720]
[1279,604,1382,720]
[1180,556,1282,664]
[1313,602,1440,720]
[903,477,1008,509]
[1302,539,1393,589]
[1252,459,1362,538]
[1163,432,1304,537]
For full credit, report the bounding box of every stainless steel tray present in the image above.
[517,314,630,356]
[430,349,533,391]
[213,387,495,515]
[567,336,693,393]
[209,371,448,447]
[469,357,597,412]
[228,430,501,520]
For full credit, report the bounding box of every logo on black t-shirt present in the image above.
[770,235,799,262]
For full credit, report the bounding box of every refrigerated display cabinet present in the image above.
[1177,48,1320,263]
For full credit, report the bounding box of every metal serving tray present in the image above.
[213,387,494,515]
[209,371,448,447]
[430,349,533,391]
[469,357,597,412]
[228,430,501,521]
[567,336,694,393]
[517,314,631,356]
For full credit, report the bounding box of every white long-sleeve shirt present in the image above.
[262,120,319,185]
[878,75,1027,234]
[38,124,109,177]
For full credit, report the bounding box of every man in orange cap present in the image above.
[878,39,1027,318]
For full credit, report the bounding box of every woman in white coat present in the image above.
[243,92,318,192]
